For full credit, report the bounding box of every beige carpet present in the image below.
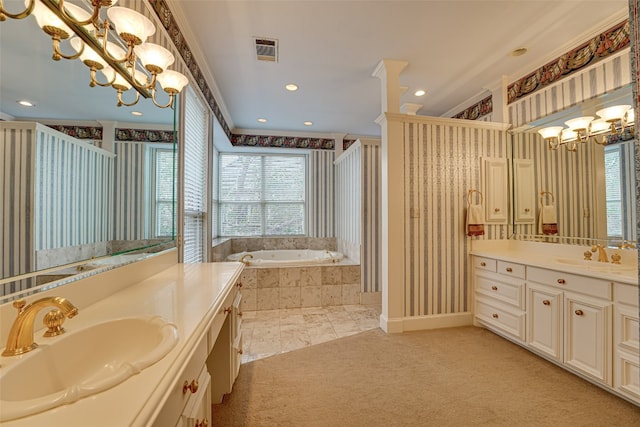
[212,326,640,426]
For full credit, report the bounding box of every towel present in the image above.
[538,204,558,235]
[466,204,485,236]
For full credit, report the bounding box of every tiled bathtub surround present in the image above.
[212,237,338,262]
[240,263,362,311]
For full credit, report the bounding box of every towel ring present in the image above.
[467,189,483,207]
[540,191,554,204]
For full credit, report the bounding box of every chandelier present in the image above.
[0,0,189,108]
[537,105,635,151]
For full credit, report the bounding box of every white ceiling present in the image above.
[169,0,629,138]
[0,1,630,137]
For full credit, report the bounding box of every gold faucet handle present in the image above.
[583,251,592,261]
[611,253,622,265]
[12,299,26,312]
[43,309,67,337]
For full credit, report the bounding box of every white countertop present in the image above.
[0,262,244,427]
[470,240,638,286]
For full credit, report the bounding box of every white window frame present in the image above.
[217,153,308,237]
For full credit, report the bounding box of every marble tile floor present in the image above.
[241,305,382,363]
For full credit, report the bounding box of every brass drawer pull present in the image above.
[543,300,551,305]
[491,285,498,291]
[183,379,199,394]
[557,279,566,285]
[492,313,499,319]
[237,282,243,288]
[575,309,584,316]
[494,208,500,213]
[238,348,244,355]
[524,208,530,213]
[196,418,210,427]
[238,311,243,317]
[224,307,232,314]
[505,267,513,273]
[480,262,486,267]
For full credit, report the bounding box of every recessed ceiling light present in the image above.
[17,100,34,107]
[510,47,528,57]
[285,83,298,91]
[303,121,313,126]
[131,111,143,116]
[257,118,267,123]
[414,90,426,97]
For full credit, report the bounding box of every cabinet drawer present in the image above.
[497,261,525,279]
[155,336,208,427]
[614,350,640,402]
[179,365,212,427]
[475,276,524,309]
[474,257,497,273]
[527,266,611,300]
[209,288,236,352]
[615,303,639,354]
[475,298,525,341]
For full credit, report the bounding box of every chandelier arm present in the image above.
[151,89,175,109]
[98,21,135,64]
[51,37,84,61]
[89,67,116,87]
[56,0,101,27]
[117,89,140,107]
[0,0,36,20]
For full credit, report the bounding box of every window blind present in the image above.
[183,87,208,262]
[218,153,306,236]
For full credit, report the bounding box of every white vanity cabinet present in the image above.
[613,283,640,403]
[208,279,243,404]
[473,257,526,343]
[526,267,612,385]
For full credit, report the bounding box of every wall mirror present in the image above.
[0,2,178,299]
[509,84,636,246]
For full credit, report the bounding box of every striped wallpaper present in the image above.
[335,140,382,293]
[509,50,632,128]
[0,122,114,293]
[309,150,335,238]
[335,143,361,261]
[113,142,145,240]
[400,118,509,317]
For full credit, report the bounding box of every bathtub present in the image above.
[226,249,344,267]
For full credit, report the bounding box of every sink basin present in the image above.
[0,316,179,421]
[555,258,636,273]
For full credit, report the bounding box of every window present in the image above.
[604,145,622,239]
[218,154,306,236]
[153,148,176,237]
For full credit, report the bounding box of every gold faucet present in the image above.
[591,244,609,263]
[239,254,253,266]
[2,297,78,357]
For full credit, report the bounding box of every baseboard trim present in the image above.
[380,312,473,333]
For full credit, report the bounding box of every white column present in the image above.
[97,120,117,153]
[484,76,510,123]
[373,59,408,333]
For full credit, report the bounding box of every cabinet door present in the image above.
[513,159,535,224]
[564,292,612,384]
[527,283,562,361]
[483,158,508,223]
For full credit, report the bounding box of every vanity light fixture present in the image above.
[414,89,426,97]
[538,105,635,151]
[2,0,189,109]
[303,121,313,126]
[131,111,143,116]
[257,118,267,123]
[285,83,298,91]
[17,100,35,107]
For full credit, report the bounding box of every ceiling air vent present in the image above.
[254,37,278,62]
